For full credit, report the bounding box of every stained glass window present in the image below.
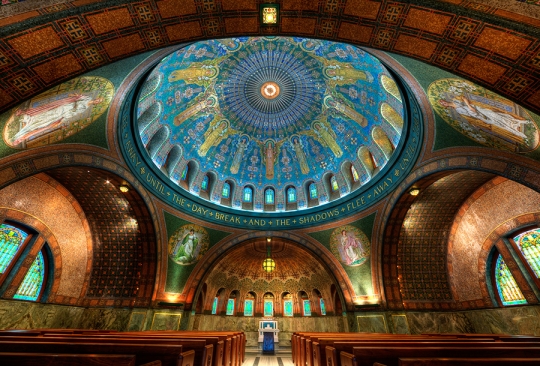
[284,300,293,317]
[320,298,326,315]
[264,300,273,317]
[495,255,527,306]
[243,187,253,202]
[226,298,235,315]
[303,299,311,316]
[244,299,254,316]
[265,188,274,204]
[351,166,359,182]
[181,166,188,181]
[331,176,339,191]
[309,183,318,199]
[201,175,208,191]
[0,223,28,274]
[222,183,231,198]
[211,297,218,314]
[287,187,297,203]
[13,251,45,301]
[513,229,540,278]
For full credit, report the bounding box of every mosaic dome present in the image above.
[136,37,404,212]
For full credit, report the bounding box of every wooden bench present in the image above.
[398,357,540,365]
[349,346,540,366]
[0,352,137,366]
[0,341,191,366]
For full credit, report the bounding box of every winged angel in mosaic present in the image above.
[428,78,540,153]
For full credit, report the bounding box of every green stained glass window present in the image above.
[287,187,297,203]
[284,300,293,317]
[495,255,527,306]
[303,300,311,316]
[222,183,231,198]
[513,229,540,278]
[13,251,45,301]
[331,176,339,191]
[244,299,254,316]
[309,183,318,199]
[243,187,253,202]
[211,297,218,314]
[320,298,326,315]
[265,188,274,204]
[264,300,273,317]
[226,298,235,315]
[351,166,359,182]
[0,223,28,274]
[201,175,208,191]
[181,166,188,181]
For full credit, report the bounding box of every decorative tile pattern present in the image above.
[1,1,540,115]
[47,167,156,306]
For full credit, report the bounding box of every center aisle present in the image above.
[242,354,293,366]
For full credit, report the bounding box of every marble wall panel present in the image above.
[391,314,410,334]
[0,176,89,298]
[357,314,388,333]
[451,180,540,301]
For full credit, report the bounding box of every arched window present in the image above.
[0,223,29,274]
[263,293,274,317]
[201,175,209,191]
[331,176,339,192]
[351,166,359,182]
[265,188,274,205]
[320,298,327,316]
[309,183,318,199]
[222,182,231,199]
[0,222,50,303]
[211,297,218,314]
[287,187,297,203]
[494,254,527,306]
[226,298,235,315]
[282,293,293,317]
[181,166,188,181]
[512,229,540,278]
[13,251,46,301]
[244,292,255,316]
[243,187,253,203]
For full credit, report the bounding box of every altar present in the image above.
[258,319,279,354]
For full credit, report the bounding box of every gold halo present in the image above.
[260,82,280,99]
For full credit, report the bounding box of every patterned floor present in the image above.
[243,354,294,366]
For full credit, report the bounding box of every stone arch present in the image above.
[185,231,356,312]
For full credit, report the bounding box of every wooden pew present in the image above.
[0,341,191,366]
[398,357,540,365]
[349,346,540,366]
[332,340,540,366]
[0,352,137,366]
[0,329,244,366]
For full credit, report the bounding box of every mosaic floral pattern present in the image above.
[137,37,403,212]
[513,228,540,278]
[330,225,371,267]
[3,76,113,149]
[0,223,28,273]
[168,224,209,265]
[495,255,527,306]
[428,78,539,153]
[13,251,45,301]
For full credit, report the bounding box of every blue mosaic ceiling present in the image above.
[136,37,404,211]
